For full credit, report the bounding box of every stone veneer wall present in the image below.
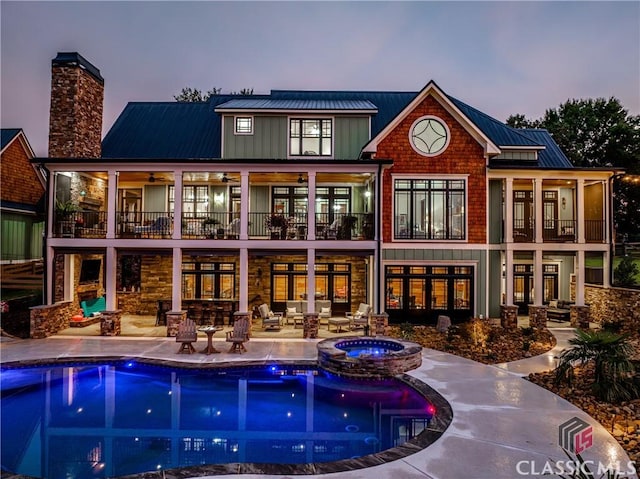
[584,284,640,333]
[30,301,76,338]
[48,53,104,158]
[139,255,173,314]
[117,292,142,314]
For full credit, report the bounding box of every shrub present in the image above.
[613,254,639,287]
[554,329,638,403]
[399,322,415,340]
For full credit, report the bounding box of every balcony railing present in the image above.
[585,219,605,243]
[543,219,576,242]
[513,219,535,243]
[116,211,172,238]
[53,211,107,238]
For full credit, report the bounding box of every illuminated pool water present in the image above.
[1,361,450,478]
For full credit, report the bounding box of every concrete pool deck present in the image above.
[1,329,637,479]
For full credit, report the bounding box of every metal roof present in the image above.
[215,98,377,111]
[519,128,573,168]
[101,87,572,169]
[1,129,22,150]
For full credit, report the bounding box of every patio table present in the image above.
[198,326,224,354]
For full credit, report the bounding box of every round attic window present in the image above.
[409,116,450,156]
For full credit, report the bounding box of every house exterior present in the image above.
[38,52,617,328]
[1,128,45,262]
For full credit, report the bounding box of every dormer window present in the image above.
[290,118,332,156]
[234,116,253,135]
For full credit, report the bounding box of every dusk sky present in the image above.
[1,1,638,157]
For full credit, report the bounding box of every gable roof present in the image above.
[100,84,572,168]
[1,129,23,151]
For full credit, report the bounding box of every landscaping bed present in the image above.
[388,321,639,466]
[388,320,556,364]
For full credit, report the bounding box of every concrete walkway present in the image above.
[1,329,636,479]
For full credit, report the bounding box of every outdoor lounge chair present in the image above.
[346,303,371,329]
[134,216,171,237]
[226,315,250,353]
[258,303,282,330]
[285,300,304,328]
[176,318,197,354]
[316,300,332,323]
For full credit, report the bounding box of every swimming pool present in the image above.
[1,360,452,478]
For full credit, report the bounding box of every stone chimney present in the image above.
[48,52,104,158]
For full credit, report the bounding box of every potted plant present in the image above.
[338,215,358,240]
[55,200,79,236]
[266,214,289,239]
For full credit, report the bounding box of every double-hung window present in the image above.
[290,119,332,156]
[394,178,466,240]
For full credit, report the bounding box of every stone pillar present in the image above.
[500,305,518,329]
[303,312,319,339]
[166,310,187,337]
[570,305,591,330]
[100,310,122,336]
[528,305,548,329]
[371,313,389,336]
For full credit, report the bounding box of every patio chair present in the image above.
[226,315,250,353]
[176,318,197,354]
[135,216,171,237]
[346,303,371,329]
[285,300,304,328]
[316,300,332,323]
[258,303,282,330]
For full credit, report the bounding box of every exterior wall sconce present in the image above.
[214,193,224,205]
[561,197,566,210]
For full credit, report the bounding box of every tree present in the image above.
[173,87,221,102]
[613,254,640,287]
[174,87,254,102]
[507,97,640,238]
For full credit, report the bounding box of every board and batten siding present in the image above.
[223,115,370,159]
[223,116,287,159]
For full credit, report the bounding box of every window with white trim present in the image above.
[394,178,466,240]
[234,116,253,135]
[289,119,332,156]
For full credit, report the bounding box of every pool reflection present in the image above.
[1,363,434,478]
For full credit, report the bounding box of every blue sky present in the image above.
[1,1,638,157]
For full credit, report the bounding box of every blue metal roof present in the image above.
[101,87,571,169]
[519,128,573,168]
[215,98,378,111]
[1,128,22,150]
[447,97,541,148]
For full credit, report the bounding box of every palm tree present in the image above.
[554,329,638,403]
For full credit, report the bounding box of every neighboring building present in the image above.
[38,52,617,324]
[1,128,45,262]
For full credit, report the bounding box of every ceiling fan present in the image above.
[297,174,308,184]
[221,173,239,183]
[147,173,169,183]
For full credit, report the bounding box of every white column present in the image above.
[505,248,514,305]
[172,247,182,311]
[172,173,183,240]
[307,248,315,313]
[106,171,118,239]
[105,247,117,310]
[240,172,249,240]
[239,248,248,311]
[575,250,585,305]
[307,172,316,240]
[46,246,55,304]
[577,178,585,243]
[505,178,513,243]
[603,250,611,288]
[534,249,543,306]
[534,178,543,243]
